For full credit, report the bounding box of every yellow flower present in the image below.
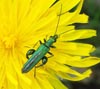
[0,0,100,89]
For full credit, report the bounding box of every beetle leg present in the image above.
[50,45,56,48]
[35,56,48,68]
[32,41,39,48]
[47,52,54,58]
[45,35,48,40]
[26,49,35,59]
[34,66,36,77]
[34,56,48,77]
[39,40,43,44]
[42,56,48,65]
[44,39,46,42]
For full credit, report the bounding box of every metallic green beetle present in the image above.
[22,34,58,73]
[22,4,70,74]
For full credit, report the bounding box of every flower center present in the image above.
[2,34,17,49]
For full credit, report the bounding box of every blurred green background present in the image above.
[63,0,100,89]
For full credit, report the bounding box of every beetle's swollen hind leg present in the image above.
[26,49,35,59]
[34,56,48,77]
[26,40,44,59]
[42,56,48,65]
[36,56,48,68]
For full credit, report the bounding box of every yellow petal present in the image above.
[61,0,81,13]
[7,0,18,31]
[6,58,18,89]
[65,57,100,67]
[10,49,32,89]
[31,79,41,89]
[18,0,32,22]
[48,76,68,89]
[68,13,88,24]
[49,62,83,77]
[52,0,81,14]
[55,42,77,50]
[18,0,55,32]
[55,42,95,56]
[58,0,84,25]
[57,69,92,81]
[50,48,81,63]
[18,11,57,45]
[49,49,100,68]
[0,66,5,89]
[36,76,54,89]
[0,0,9,35]
[59,30,96,41]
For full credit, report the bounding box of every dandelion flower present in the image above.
[0,0,100,89]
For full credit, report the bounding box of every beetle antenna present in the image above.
[58,29,74,37]
[54,4,62,35]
